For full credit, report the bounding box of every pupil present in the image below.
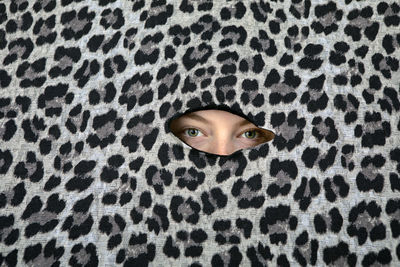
[189,129,197,136]
[246,130,255,138]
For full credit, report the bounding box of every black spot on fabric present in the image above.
[250,1,273,22]
[201,188,228,215]
[46,194,66,214]
[163,236,180,259]
[231,174,265,209]
[324,175,350,202]
[267,159,298,197]
[23,243,42,263]
[347,201,385,245]
[301,148,319,168]
[0,149,13,175]
[312,2,343,35]
[294,177,320,211]
[277,254,290,267]
[87,34,104,52]
[356,154,385,193]
[298,44,323,71]
[323,241,356,266]
[102,193,117,205]
[300,74,328,112]
[271,110,306,151]
[175,167,205,191]
[179,0,194,13]
[182,43,213,71]
[134,32,164,65]
[0,69,12,88]
[22,196,42,220]
[354,111,391,148]
[61,7,95,41]
[260,204,297,244]
[362,248,392,266]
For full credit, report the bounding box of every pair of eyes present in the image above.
[182,127,263,140]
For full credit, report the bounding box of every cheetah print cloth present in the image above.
[1,0,400,266]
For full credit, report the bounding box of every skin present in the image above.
[169,109,275,156]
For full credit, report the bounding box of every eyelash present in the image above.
[181,127,264,140]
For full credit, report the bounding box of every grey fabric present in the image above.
[0,0,399,266]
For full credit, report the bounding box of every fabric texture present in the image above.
[1,0,400,266]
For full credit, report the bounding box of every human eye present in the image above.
[182,128,204,138]
[240,128,263,140]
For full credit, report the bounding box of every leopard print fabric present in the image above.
[1,0,400,266]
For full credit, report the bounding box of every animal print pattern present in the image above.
[0,0,399,266]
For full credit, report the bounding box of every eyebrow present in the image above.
[185,113,253,127]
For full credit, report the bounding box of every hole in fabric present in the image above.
[169,109,275,156]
